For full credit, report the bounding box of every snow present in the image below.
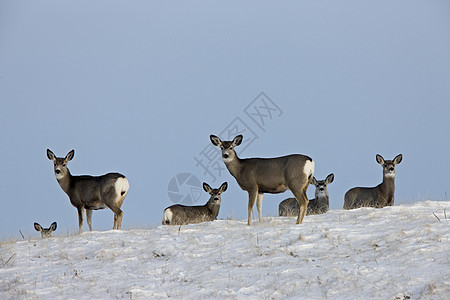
[1,201,449,299]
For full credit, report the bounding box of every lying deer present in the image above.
[34,222,57,238]
[210,134,314,225]
[344,154,402,209]
[47,149,130,234]
[279,173,334,217]
[162,182,227,225]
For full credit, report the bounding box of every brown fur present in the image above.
[279,173,334,216]
[343,154,402,209]
[47,149,129,234]
[34,222,57,238]
[210,134,314,225]
[163,182,227,226]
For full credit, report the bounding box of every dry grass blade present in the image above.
[2,253,16,268]
[433,213,441,222]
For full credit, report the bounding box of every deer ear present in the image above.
[220,182,228,192]
[311,177,317,185]
[65,150,75,162]
[376,154,385,165]
[50,222,57,231]
[326,173,334,184]
[203,182,212,193]
[34,222,43,232]
[394,154,403,165]
[47,149,56,161]
[233,135,243,146]
[210,135,222,146]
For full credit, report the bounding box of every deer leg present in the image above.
[292,188,309,224]
[256,193,264,223]
[117,194,126,208]
[113,194,127,228]
[247,190,258,226]
[77,207,84,234]
[103,186,125,230]
[86,209,93,231]
[108,204,123,230]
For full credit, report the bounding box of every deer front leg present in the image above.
[256,193,264,223]
[77,206,85,234]
[86,209,93,231]
[247,189,258,226]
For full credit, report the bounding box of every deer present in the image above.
[34,222,57,238]
[279,173,334,217]
[162,182,227,225]
[46,149,129,234]
[343,154,402,209]
[210,134,314,225]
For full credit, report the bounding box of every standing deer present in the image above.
[34,222,57,238]
[162,182,227,225]
[46,149,129,234]
[279,173,334,217]
[343,154,402,209]
[210,134,314,225]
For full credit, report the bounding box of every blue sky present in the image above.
[1,1,449,238]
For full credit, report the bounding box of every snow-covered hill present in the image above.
[1,201,448,299]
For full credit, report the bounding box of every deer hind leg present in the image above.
[103,186,124,230]
[247,190,258,226]
[108,204,123,230]
[113,193,127,228]
[77,207,85,234]
[256,193,264,223]
[86,209,93,231]
[291,187,309,224]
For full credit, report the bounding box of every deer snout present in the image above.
[213,196,220,202]
[55,169,61,174]
[223,153,229,159]
[319,187,325,192]
[389,167,394,172]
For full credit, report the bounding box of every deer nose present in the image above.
[223,154,229,159]
[319,187,324,191]
[389,167,394,172]
[55,170,61,174]
[214,197,219,201]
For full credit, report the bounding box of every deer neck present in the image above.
[315,194,329,204]
[223,152,242,179]
[380,174,395,196]
[57,170,73,195]
[206,200,220,218]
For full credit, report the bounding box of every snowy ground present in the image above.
[0,201,449,299]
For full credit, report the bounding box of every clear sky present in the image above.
[1,1,449,238]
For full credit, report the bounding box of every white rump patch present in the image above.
[304,160,315,178]
[163,208,173,224]
[115,177,130,198]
